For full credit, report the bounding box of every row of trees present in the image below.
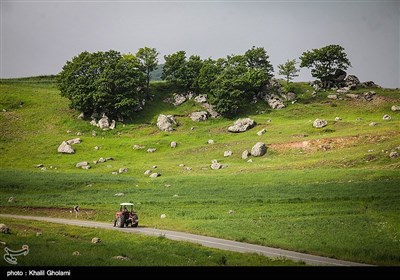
[58,45,351,118]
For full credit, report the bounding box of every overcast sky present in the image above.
[1,0,399,88]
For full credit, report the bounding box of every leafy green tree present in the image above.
[136,47,159,89]
[162,51,203,91]
[205,47,274,117]
[299,44,351,88]
[278,59,300,84]
[57,50,146,119]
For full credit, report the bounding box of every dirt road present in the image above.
[0,214,370,266]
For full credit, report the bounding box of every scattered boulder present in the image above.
[90,119,97,126]
[149,173,160,178]
[147,148,157,153]
[112,256,130,261]
[118,168,128,174]
[208,139,214,144]
[344,75,360,89]
[242,150,250,160]
[363,91,375,101]
[8,197,15,203]
[114,193,124,197]
[66,138,81,145]
[76,132,82,136]
[391,105,400,112]
[327,94,338,100]
[111,171,118,175]
[228,210,235,215]
[336,88,349,94]
[383,115,392,120]
[284,92,296,101]
[267,95,285,109]
[313,119,328,128]
[358,81,379,88]
[152,165,157,169]
[251,142,267,157]
[189,111,208,122]
[194,94,207,103]
[144,170,151,175]
[369,122,377,126]
[335,117,342,121]
[67,130,72,134]
[157,114,177,132]
[172,93,187,106]
[179,164,185,167]
[133,145,145,150]
[247,159,253,163]
[109,120,116,130]
[211,159,222,170]
[35,164,44,168]
[57,141,75,154]
[76,162,89,168]
[91,237,101,244]
[257,129,266,136]
[228,118,256,133]
[94,146,100,150]
[81,165,91,170]
[224,151,232,157]
[346,93,359,99]
[200,102,220,118]
[77,112,85,120]
[160,214,167,219]
[184,167,192,171]
[92,131,97,137]
[389,151,399,159]
[0,224,10,234]
[170,141,177,148]
[72,251,80,256]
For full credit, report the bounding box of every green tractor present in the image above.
[113,203,139,228]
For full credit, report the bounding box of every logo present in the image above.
[4,245,29,265]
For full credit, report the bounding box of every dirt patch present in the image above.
[270,132,399,153]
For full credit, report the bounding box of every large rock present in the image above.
[66,138,81,145]
[363,91,375,102]
[57,141,75,154]
[189,111,208,122]
[228,118,256,133]
[313,119,328,128]
[170,141,177,148]
[251,142,267,157]
[0,224,10,234]
[91,237,101,244]
[383,114,391,120]
[389,151,399,159]
[194,94,207,103]
[157,114,177,132]
[391,105,400,112]
[344,75,360,89]
[98,115,110,129]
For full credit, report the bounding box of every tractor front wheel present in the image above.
[116,216,125,228]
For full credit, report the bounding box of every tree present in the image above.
[299,44,351,88]
[278,59,299,84]
[57,50,146,119]
[136,47,159,89]
[205,47,274,117]
[162,51,203,91]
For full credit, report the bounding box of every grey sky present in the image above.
[1,0,399,88]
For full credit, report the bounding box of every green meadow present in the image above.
[1,78,399,265]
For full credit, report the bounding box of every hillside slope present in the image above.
[0,78,399,265]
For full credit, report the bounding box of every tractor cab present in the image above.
[113,202,139,228]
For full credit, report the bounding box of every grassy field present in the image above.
[0,218,298,266]
[0,77,399,265]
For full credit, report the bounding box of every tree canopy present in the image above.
[136,47,159,89]
[299,44,351,88]
[278,59,300,84]
[57,50,146,119]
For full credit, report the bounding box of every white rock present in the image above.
[224,151,232,157]
[160,214,167,219]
